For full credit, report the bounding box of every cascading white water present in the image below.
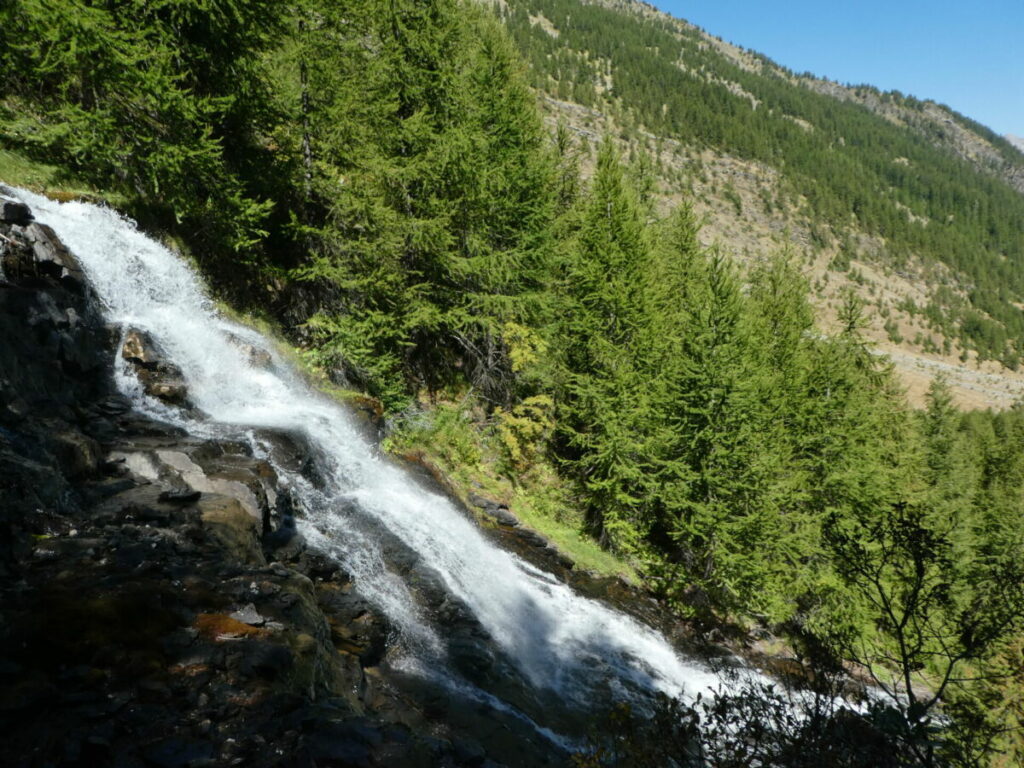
[11,188,743,725]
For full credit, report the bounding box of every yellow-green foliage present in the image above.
[503,321,547,374]
[384,402,482,471]
[493,394,554,473]
[384,396,635,580]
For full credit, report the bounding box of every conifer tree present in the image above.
[0,0,283,254]
[651,244,780,614]
[556,137,655,549]
[919,377,980,544]
[291,0,556,407]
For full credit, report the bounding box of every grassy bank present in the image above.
[0,145,120,206]
[382,398,638,581]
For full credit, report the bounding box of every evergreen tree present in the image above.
[291,0,556,407]
[555,138,655,549]
[651,243,780,615]
[0,0,283,255]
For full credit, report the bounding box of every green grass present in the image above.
[0,145,120,205]
[0,146,62,189]
[511,475,636,577]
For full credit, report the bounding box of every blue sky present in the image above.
[651,1,1024,137]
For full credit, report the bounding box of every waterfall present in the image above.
[10,188,751,742]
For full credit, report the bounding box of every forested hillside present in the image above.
[497,0,1024,384]
[4,0,1024,764]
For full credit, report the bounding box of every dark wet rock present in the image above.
[488,507,519,528]
[545,547,575,571]
[83,475,137,503]
[143,737,215,768]
[1,220,86,293]
[231,639,294,680]
[121,328,164,368]
[226,332,274,370]
[449,636,497,679]
[265,508,300,554]
[303,719,380,767]
[148,377,190,405]
[253,427,326,488]
[96,393,133,415]
[91,484,192,528]
[0,198,32,226]
[27,222,86,287]
[121,328,191,406]
[468,494,520,527]
[159,487,202,504]
[511,527,548,548]
[453,737,487,766]
[294,550,342,582]
[319,587,388,666]
[268,530,307,563]
[198,495,266,566]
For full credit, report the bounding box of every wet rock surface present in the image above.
[0,210,570,767]
[121,328,191,407]
[1,197,33,226]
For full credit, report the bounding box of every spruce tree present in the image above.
[556,137,655,550]
[652,243,779,615]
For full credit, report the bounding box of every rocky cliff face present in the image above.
[0,201,565,768]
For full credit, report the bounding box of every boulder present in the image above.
[198,494,265,566]
[511,527,547,548]
[1,221,86,290]
[252,428,320,479]
[0,198,33,226]
[1,219,90,297]
[121,328,165,368]
[0,229,32,278]
[468,493,519,527]
[155,449,275,529]
[24,222,85,287]
[51,429,102,478]
[121,329,190,406]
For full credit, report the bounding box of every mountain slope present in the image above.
[494,0,1024,407]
